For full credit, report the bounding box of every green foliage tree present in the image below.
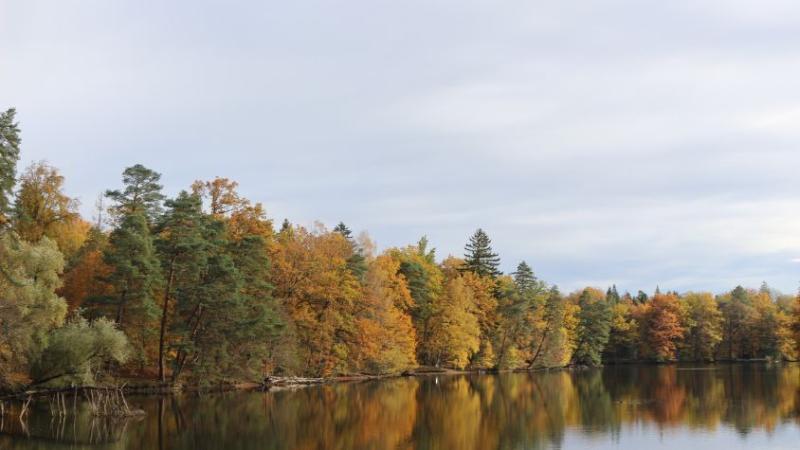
[572,288,612,366]
[463,228,501,278]
[683,292,723,361]
[0,233,67,389]
[105,164,166,222]
[101,213,161,326]
[154,192,209,381]
[30,314,130,387]
[0,108,20,227]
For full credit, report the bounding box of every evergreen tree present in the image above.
[280,218,291,233]
[227,233,285,376]
[572,289,612,366]
[512,261,539,294]
[334,221,367,280]
[101,213,161,326]
[105,164,165,222]
[606,285,620,303]
[154,192,208,381]
[463,228,501,278]
[0,108,20,226]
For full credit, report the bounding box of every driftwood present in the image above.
[263,376,326,387]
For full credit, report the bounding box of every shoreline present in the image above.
[2,359,793,399]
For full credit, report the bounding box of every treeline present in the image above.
[2,107,800,390]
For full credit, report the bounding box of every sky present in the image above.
[3,0,800,295]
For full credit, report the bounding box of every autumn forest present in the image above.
[2,107,800,393]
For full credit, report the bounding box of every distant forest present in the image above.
[2,107,798,392]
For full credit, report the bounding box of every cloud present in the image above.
[3,0,800,294]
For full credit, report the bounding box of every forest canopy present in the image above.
[1,107,799,391]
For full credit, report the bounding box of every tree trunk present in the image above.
[158,261,176,383]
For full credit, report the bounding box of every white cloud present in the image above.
[4,0,800,293]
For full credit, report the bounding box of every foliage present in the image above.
[572,288,612,366]
[0,232,67,389]
[105,164,166,222]
[4,107,800,389]
[463,228,501,278]
[31,314,130,386]
[13,161,81,248]
[0,108,20,226]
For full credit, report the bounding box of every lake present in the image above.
[2,364,800,449]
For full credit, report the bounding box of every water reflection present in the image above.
[2,364,800,449]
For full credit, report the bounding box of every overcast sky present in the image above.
[3,0,800,294]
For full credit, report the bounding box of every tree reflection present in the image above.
[3,364,800,449]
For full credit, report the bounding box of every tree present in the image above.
[102,213,161,325]
[683,292,723,361]
[334,221,368,281]
[639,293,684,361]
[572,288,612,366]
[13,161,83,249]
[30,315,129,387]
[105,164,165,222]
[604,297,639,361]
[355,254,417,373]
[0,108,20,226]
[463,228,501,278]
[154,192,208,381]
[427,277,481,369]
[0,233,67,389]
[59,227,113,312]
[392,238,444,365]
[270,224,362,376]
[606,285,620,303]
[191,177,246,218]
[494,263,547,369]
[529,287,576,368]
[227,233,286,377]
[718,286,754,359]
[512,261,541,294]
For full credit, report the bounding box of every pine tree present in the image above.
[0,108,20,227]
[334,221,367,281]
[512,261,539,293]
[606,285,620,303]
[105,164,165,223]
[154,192,208,381]
[101,213,161,326]
[463,228,501,278]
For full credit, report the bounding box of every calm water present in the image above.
[2,364,800,449]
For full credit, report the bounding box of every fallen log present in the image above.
[262,376,326,387]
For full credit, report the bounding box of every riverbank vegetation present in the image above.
[2,107,800,392]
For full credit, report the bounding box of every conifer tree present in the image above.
[334,221,367,281]
[463,228,501,278]
[572,288,612,366]
[105,164,165,222]
[154,192,208,381]
[606,285,620,303]
[512,261,539,294]
[0,108,20,226]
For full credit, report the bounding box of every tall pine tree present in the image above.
[0,108,20,227]
[463,228,501,278]
[105,164,166,223]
